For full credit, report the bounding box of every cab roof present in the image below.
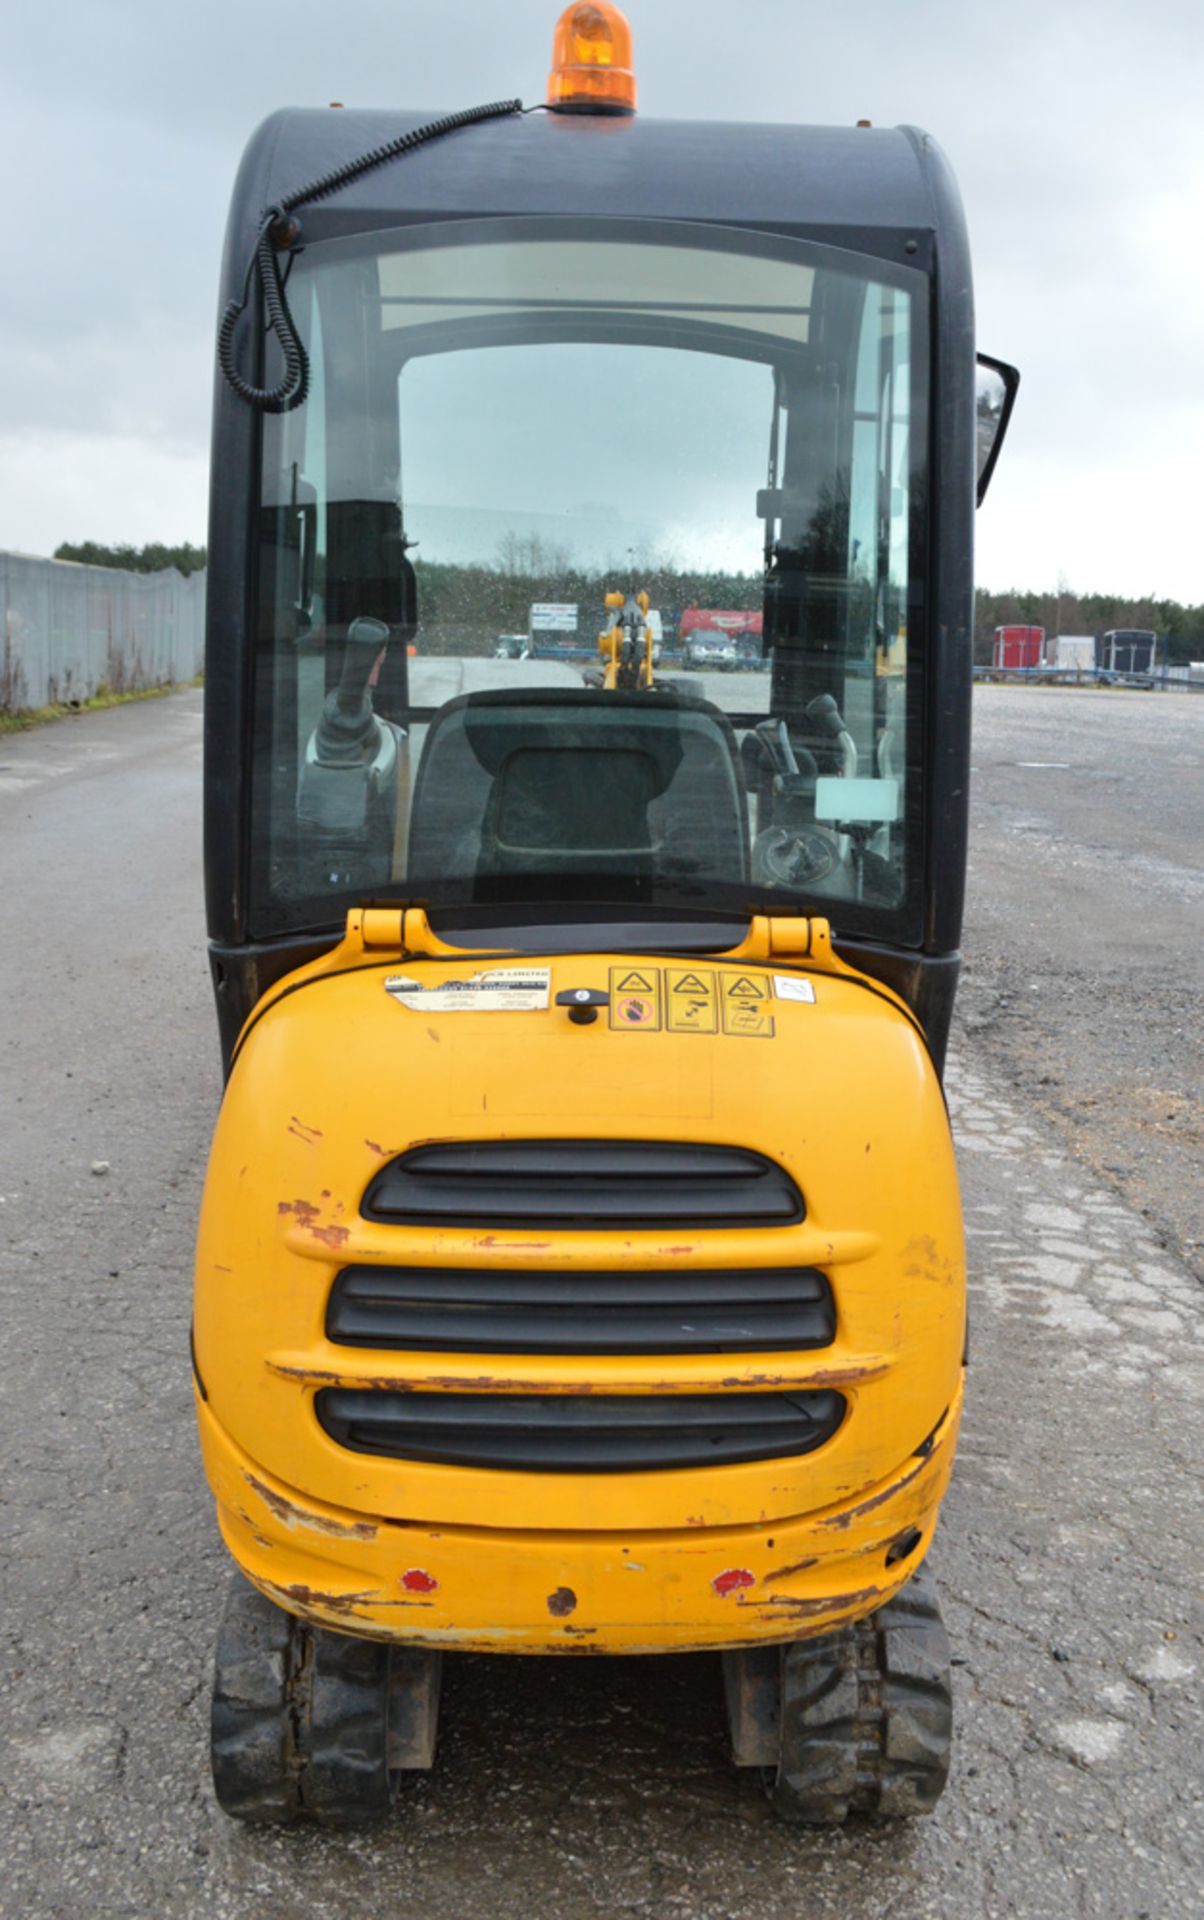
[223,108,953,287]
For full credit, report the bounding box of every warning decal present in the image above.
[609,966,662,1030]
[719,971,775,1039]
[666,967,718,1033]
[605,966,777,1037]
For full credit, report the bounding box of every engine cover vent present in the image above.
[326,1263,833,1354]
[361,1140,804,1230]
[316,1387,845,1473]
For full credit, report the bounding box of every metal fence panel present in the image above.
[0,551,206,711]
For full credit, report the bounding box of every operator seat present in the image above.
[407,688,748,892]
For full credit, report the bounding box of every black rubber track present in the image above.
[773,1557,953,1824]
[210,1574,400,1825]
[301,1629,398,1825]
[210,1574,301,1823]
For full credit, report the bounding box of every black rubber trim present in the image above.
[190,1323,208,1401]
[316,1387,846,1473]
[361,1140,805,1230]
[326,1263,834,1354]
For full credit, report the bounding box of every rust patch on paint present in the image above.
[401,1568,439,1594]
[561,1623,597,1637]
[756,1583,883,1621]
[364,1139,391,1158]
[244,1472,378,1540]
[818,1454,930,1530]
[763,1555,818,1582]
[309,1222,352,1249]
[278,1198,320,1223]
[287,1117,323,1145]
[267,1581,378,1618]
[719,1360,887,1389]
[685,1514,708,1528]
[547,1586,578,1617]
[712,1567,756,1597]
[426,1026,442,1043]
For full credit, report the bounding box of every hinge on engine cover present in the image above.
[342,906,490,959]
[720,916,851,975]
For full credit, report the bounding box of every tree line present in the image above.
[51,537,1202,664]
[974,587,1203,666]
[53,540,207,578]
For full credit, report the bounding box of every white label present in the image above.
[384,967,551,1013]
[773,975,817,1004]
[814,775,900,824]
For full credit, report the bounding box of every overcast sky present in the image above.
[2,0,1201,602]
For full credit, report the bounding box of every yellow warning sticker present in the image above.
[609,966,662,1031]
[719,971,775,1039]
[666,967,718,1034]
[605,966,775,1036]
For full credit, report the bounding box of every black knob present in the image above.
[555,988,610,1026]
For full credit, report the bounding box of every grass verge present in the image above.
[0,676,203,736]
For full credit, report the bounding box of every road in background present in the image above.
[0,688,1199,1919]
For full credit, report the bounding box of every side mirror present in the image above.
[975,354,1020,506]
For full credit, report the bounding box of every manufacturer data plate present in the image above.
[384,967,551,1012]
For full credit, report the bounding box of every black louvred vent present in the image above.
[361,1140,804,1229]
[326,1264,834,1354]
[316,1388,845,1473]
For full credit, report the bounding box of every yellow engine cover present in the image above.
[193,917,965,1651]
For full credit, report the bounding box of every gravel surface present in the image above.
[1,689,1199,1919]
[959,684,1203,1277]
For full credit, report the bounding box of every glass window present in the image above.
[252,218,927,942]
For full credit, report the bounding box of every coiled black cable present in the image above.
[218,98,525,413]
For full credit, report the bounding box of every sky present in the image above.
[1,0,1201,603]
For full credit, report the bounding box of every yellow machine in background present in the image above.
[197,0,1017,1833]
[597,587,656,690]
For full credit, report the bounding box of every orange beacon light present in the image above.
[547,2,637,115]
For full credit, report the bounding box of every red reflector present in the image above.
[712,1567,756,1597]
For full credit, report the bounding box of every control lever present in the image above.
[312,617,391,764]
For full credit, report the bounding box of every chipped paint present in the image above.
[277,1197,319,1222]
[547,1586,578,1617]
[309,1222,352,1249]
[817,1452,931,1529]
[713,1568,757,1597]
[473,1235,552,1252]
[718,1360,888,1389]
[755,1582,883,1617]
[244,1471,378,1540]
[264,1580,379,1617]
[763,1555,819,1582]
[401,1568,439,1594]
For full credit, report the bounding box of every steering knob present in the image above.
[555,988,609,1026]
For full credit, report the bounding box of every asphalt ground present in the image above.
[0,686,1199,1919]
[961,684,1203,1277]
